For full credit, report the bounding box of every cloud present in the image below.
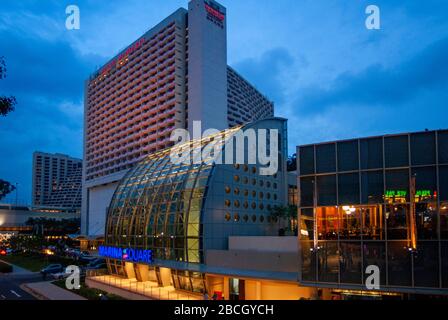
[294,36,448,115]
[231,48,299,105]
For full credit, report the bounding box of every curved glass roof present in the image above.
[105,126,242,264]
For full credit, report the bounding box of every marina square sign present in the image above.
[98,246,153,264]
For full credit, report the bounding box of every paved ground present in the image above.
[0,273,41,300]
[24,281,87,300]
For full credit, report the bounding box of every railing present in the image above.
[86,270,200,300]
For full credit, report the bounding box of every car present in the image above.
[40,264,63,275]
[52,272,69,280]
[86,258,106,268]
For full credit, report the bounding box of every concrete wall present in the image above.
[229,236,297,252]
[188,0,228,132]
[86,182,119,236]
[206,249,298,273]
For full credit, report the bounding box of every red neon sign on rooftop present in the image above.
[205,3,225,21]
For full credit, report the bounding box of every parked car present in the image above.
[86,258,106,268]
[40,264,64,276]
[52,271,69,280]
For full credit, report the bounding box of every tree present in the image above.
[287,153,297,172]
[0,179,16,201]
[0,56,17,117]
[268,204,298,236]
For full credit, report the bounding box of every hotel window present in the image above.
[299,145,315,175]
[317,175,337,206]
[362,241,387,286]
[386,204,410,240]
[225,186,231,194]
[387,241,412,286]
[439,166,448,201]
[317,241,339,283]
[316,143,336,174]
[411,132,436,166]
[337,140,359,172]
[316,207,339,240]
[339,206,361,240]
[300,177,314,207]
[252,167,257,174]
[252,215,257,222]
[339,242,362,284]
[234,214,240,222]
[440,203,448,239]
[413,241,440,288]
[361,170,384,204]
[234,175,240,182]
[385,135,409,168]
[438,130,448,164]
[234,188,240,195]
[338,173,360,205]
[300,208,314,241]
[225,213,231,221]
[385,169,410,203]
[361,205,385,240]
[243,214,249,222]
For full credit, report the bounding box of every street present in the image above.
[0,273,42,300]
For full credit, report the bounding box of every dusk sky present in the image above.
[1,0,447,204]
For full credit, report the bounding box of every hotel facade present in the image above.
[297,129,448,298]
[32,151,82,212]
[82,0,274,237]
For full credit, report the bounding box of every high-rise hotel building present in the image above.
[82,0,274,236]
[32,152,82,211]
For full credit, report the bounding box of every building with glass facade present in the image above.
[298,129,448,296]
[82,0,274,238]
[86,118,315,299]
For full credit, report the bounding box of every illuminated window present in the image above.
[234,214,240,222]
[251,202,256,209]
[225,213,231,221]
[225,200,231,207]
[244,189,249,196]
[234,164,240,170]
[234,188,240,195]
[243,201,249,209]
[234,200,240,208]
[252,167,257,174]
[243,165,249,172]
[234,175,240,182]
[225,186,231,194]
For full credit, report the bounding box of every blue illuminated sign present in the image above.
[98,246,153,264]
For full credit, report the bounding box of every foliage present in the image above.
[0,179,16,200]
[53,279,125,300]
[0,56,17,117]
[268,204,298,235]
[287,154,297,172]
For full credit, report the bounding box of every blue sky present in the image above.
[0,0,447,204]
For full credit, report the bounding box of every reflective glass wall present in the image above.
[298,130,448,293]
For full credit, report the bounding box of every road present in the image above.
[0,273,42,300]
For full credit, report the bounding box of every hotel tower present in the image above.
[82,0,274,236]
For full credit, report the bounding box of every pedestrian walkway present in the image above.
[23,281,87,300]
